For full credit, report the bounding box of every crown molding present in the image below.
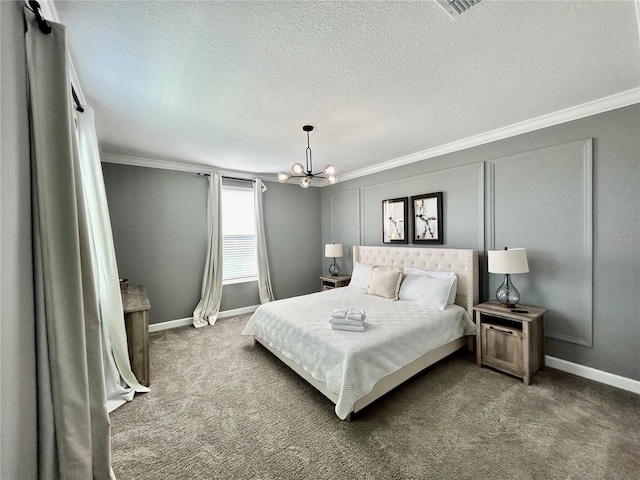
[103,87,639,187]
[100,152,274,183]
[338,87,640,183]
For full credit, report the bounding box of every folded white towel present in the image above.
[331,323,367,332]
[346,308,366,321]
[329,317,365,327]
[330,308,349,318]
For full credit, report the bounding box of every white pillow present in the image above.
[404,267,455,278]
[398,274,456,310]
[349,262,373,290]
[366,267,403,300]
[403,267,458,305]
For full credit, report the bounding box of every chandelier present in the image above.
[278,125,337,188]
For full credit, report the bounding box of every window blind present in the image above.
[223,234,257,281]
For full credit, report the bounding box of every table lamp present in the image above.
[488,247,529,308]
[325,243,343,276]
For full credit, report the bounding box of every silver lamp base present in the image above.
[496,273,520,308]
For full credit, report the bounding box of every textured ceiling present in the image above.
[54,0,640,181]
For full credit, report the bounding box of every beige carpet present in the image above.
[111,314,640,479]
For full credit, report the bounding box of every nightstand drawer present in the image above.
[481,322,523,375]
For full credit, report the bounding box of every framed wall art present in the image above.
[382,197,408,244]
[411,192,443,244]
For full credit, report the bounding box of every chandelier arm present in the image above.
[289,173,330,179]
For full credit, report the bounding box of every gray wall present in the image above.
[0,1,38,477]
[262,181,323,299]
[321,105,640,382]
[103,164,209,323]
[103,164,322,323]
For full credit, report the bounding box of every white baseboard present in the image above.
[218,305,260,319]
[546,355,640,395]
[148,317,192,332]
[148,305,260,333]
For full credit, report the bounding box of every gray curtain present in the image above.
[193,172,224,327]
[253,179,274,303]
[25,9,114,479]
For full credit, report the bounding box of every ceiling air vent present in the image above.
[437,0,482,18]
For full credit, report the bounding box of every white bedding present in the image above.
[241,286,476,419]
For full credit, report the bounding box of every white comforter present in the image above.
[241,286,475,419]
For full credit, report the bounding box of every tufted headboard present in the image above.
[353,245,478,319]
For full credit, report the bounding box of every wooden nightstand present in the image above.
[121,285,151,387]
[473,300,547,385]
[319,275,351,291]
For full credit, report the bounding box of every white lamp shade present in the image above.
[325,243,343,258]
[488,248,529,274]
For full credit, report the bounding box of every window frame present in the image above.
[221,185,258,285]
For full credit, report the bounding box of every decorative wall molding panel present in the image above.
[488,139,593,346]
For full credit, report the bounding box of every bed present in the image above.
[242,245,478,420]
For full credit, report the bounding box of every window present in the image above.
[222,186,257,283]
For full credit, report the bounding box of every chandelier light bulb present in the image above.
[326,174,337,184]
[323,164,336,175]
[291,163,305,175]
[300,177,311,188]
[278,172,290,183]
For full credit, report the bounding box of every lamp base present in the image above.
[495,274,520,308]
[329,258,340,276]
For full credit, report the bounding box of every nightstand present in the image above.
[121,285,151,387]
[473,300,547,385]
[319,275,351,291]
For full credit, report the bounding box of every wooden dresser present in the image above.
[121,286,150,387]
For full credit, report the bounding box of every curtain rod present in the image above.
[28,0,84,113]
[197,173,255,182]
[28,0,51,33]
[71,86,85,113]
